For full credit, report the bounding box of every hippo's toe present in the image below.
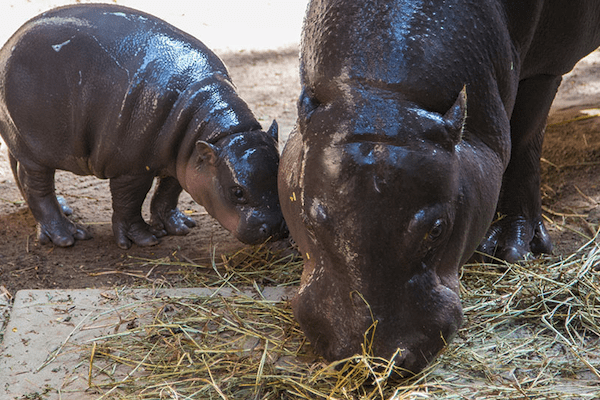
[112,219,160,249]
[38,229,74,247]
[37,218,91,247]
[150,208,197,237]
[74,226,92,241]
[495,245,530,264]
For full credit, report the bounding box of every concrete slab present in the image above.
[0,287,294,399]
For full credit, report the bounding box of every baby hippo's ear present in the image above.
[196,141,220,165]
[267,120,278,143]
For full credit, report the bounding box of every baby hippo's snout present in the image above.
[236,210,288,244]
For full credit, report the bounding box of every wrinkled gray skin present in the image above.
[0,4,286,249]
[279,0,600,375]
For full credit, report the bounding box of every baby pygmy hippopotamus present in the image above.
[0,4,286,249]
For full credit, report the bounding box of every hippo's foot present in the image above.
[37,217,91,247]
[150,208,197,237]
[149,177,196,237]
[112,218,160,250]
[476,215,553,264]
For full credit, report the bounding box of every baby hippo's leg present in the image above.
[11,154,73,216]
[10,155,90,246]
[150,176,196,236]
[109,175,159,249]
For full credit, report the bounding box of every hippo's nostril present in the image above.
[259,223,269,236]
[251,220,288,243]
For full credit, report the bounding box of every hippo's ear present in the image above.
[196,141,220,166]
[267,119,279,143]
[443,86,467,147]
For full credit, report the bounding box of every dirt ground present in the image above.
[1,39,600,299]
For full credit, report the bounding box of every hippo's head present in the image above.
[183,120,287,244]
[279,88,502,375]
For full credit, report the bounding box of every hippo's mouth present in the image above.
[235,217,288,244]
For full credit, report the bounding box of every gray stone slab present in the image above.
[0,286,294,399]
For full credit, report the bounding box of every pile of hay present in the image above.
[84,238,600,399]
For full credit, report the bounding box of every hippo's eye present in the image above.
[426,220,445,242]
[230,186,247,204]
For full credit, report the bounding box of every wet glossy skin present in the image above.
[279,0,600,374]
[0,4,285,248]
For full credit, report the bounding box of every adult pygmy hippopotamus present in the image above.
[279,0,600,375]
[0,4,286,249]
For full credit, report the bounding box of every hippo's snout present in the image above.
[259,219,289,240]
[292,263,464,377]
[300,306,462,378]
[376,316,463,378]
[236,213,288,244]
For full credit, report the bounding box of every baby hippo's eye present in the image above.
[230,186,247,204]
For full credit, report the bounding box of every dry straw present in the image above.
[84,237,600,399]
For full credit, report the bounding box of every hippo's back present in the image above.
[0,4,233,178]
[1,4,226,90]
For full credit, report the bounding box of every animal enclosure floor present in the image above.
[1,1,600,398]
[0,287,294,399]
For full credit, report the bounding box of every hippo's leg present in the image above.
[9,154,90,246]
[10,153,74,216]
[478,74,559,263]
[109,175,159,249]
[149,176,196,236]
[8,153,23,196]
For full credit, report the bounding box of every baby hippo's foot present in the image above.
[112,217,160,250]
[150,208,197,237]
[37,215,91,247]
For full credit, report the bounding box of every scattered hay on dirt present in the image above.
[83,236,600,399]
[119,242,304,289]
